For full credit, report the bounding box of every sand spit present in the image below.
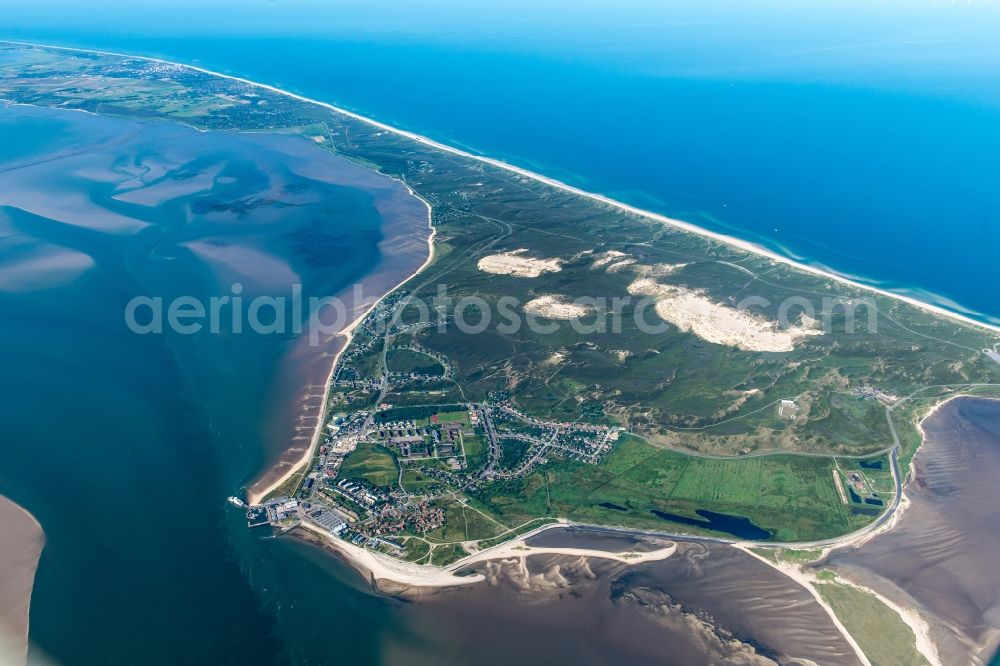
[626,541,866,665]
[477,250,562,278]
[295,521,675,595]
[523,295,593,320]
[738,546,873,666]
[0,496,44,666]
[457,538,677,572]
[628,278,822,352]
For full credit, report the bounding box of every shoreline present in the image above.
[245,188,436,506]
[4,40,1000,338]
[295,519,677,592]
[0,496,44,666]
[737,545,874,666]
[264,391,975,593]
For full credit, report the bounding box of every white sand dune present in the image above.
[591,250,629,269]
[524,295,593,320]
[477,250,562,278]
[628,278,821,352]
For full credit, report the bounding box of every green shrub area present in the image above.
[337,442,398,487]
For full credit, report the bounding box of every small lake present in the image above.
[650,508,772,541]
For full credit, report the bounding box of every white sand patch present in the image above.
[610,349,632,363]
[542,350,568,366]
[636,262,688,278]
[524,295,593,320]
[605,258,637,272]
[628,278,822,352]
[591,250,629,269]
[477,249,562,278]
[0,496,44,666]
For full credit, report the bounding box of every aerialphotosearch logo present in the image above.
[124,282,878,345]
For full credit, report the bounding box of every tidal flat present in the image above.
[373,531,865,666]
[822,397,1000,666]
[0,102,429,664]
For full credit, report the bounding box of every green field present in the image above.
[462,432,486,470]
[433,410,470,425]
[417,498,507,543]
[817,577,929,666]
[337,442,398,488]
[386,348,446,377]
[468,436,878,541]
[400,469,444,495]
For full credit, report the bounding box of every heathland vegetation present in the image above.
[5,44,999,557]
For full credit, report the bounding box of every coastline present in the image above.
[737,545,873,666]
[267,390,971,596]
[0,495,44,666]
[245,189,436,506]
[4,40,1000,338]
[816,392,1000,666]
[295,519,677,593]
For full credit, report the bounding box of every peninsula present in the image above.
[3,42,999,582]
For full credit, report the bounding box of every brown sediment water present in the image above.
[822,396,1000,666]
[356,536,864,665]
[216,132,432,504]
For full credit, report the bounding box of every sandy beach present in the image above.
[739,546,874,666]
[6,41,1000,339]
[0,495,44,666]
[295,520,676,593]
[245,188,435,506]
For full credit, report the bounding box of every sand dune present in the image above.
[477,250,562,278]
[628,278,821,352]
[524,295,593,320]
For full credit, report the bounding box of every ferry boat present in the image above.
[227,496,247,508]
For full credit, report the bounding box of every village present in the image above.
[245,396,621,557]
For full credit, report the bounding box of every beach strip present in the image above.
[245,188,435,505]
[0,495,44,666]
[6,41,1000,337]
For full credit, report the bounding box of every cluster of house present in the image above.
[405,502,446,533]
[335,478,382,507]
[377,419,464,460]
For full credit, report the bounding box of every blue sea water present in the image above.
[3,0,1000,322]
[3,2,1000,663]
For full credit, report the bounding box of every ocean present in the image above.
[2,1,1000,663]
[2,0,1000,322]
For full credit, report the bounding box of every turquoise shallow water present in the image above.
[2,0,1000,322]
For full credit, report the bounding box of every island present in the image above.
[3,41,999,582]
